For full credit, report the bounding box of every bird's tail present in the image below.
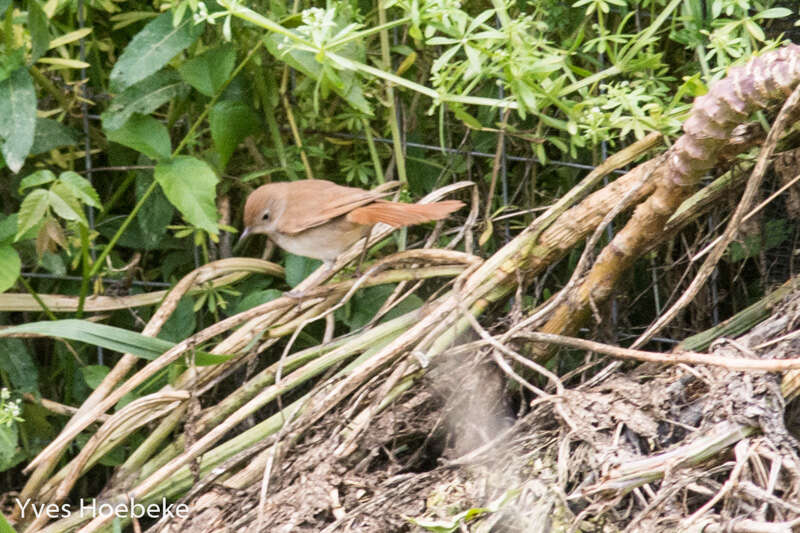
[346,199,464,228]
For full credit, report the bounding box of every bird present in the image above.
[241,179,464,267]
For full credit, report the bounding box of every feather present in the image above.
[244,180,399,234]
[346,200,464,227]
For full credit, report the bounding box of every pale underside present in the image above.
[266,216,370,261]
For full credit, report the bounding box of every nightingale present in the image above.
[241,179,464,266]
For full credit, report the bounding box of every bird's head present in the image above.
[241,183,283,242]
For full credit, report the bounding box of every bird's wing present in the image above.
[346,200,464,227]
[277,180,399,234]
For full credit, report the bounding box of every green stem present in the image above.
[695,44,710,80]
[377,0,406,183]
[619,0,682,61]
[335,50,519,109]
[327,17,412,49]
[254,67,297,180]
[174,40,264,155]
[76,224,91,316]
[361,118,383,183]
[95,171,136,224]
[18,275,57,320]
[29,66,71,111]
[87,180,157,279]
[559,65,621,96]
[489,0,510,28]
[3,8,13,52]
[218,0,316,48]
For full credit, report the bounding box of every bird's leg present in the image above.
[354,227,373,276]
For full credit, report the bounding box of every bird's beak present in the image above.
[233,227,252,254]
[238,227,252,244]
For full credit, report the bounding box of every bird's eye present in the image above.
[261,210,270,221]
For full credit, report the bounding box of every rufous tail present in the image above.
[346,200,464,227]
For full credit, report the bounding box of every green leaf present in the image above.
[48,182,86,225]
[154,156,219,234]
[135,168,175,249]
[285,254,321,288]
[0,320,229,365]
[21,401,56,442]
[382,293,423,323]
[264,34,371,115]
[0,245,20,293]
[0,503,18,533]
[95,210,171,250]
[97,443,126,466]
[0,0,10,18]
[0,338,37,392]
[15,189,49,239]
[0,423,19,472]
[37,57,89,69]
[336,284,415,330]
[0,68,36,173]
[39,251,65,275]
[19,169,56,192]
[743,18,764,41]
[754,7,792,19]
[110,10,204,91]
[452,107,482,129]
[106,114,171,161]
[81,365,110,389]
[209,100,258,169]
[0,49,24,85]
[74,429,127,466]
[233,289,281,315]
[59,171,101,208]
[404,517,457,533]
[101,69,187,131]
[30,118,79,154]
[178,44,236,97]
[0,214,17,245]
[157,297,196,343]
[512,79,538,115]
[345,287,388,329]
[48,27,93,48]
[728,219,788,262]
[27,0,50,63]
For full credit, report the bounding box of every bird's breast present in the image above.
[269,217,370,261]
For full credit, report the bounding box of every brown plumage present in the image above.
[241,179,463,263]
[346,199,466,227]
